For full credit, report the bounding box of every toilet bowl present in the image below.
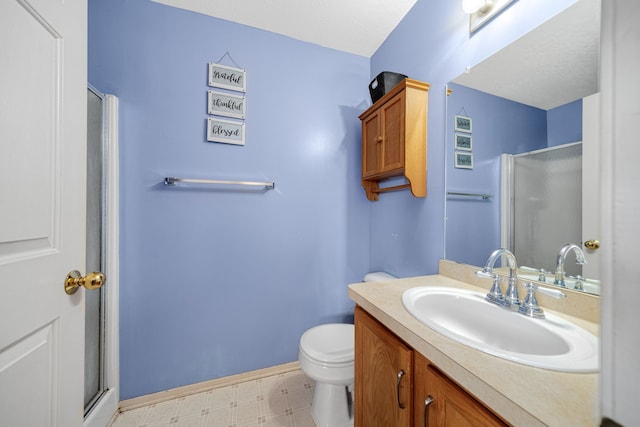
[298,271,395,427]
[299,323,354,427]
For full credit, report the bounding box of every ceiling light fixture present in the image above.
[462,0,493,14]
[464,0,515,33]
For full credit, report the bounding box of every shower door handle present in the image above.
[64,270,105,295]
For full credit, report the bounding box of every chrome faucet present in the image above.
[554,243,587,287]
[537,268,547,283]
[519,282,566,318]
[476,248,520,309]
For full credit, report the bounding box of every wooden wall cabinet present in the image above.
[359,79,429,201]
[355,306,509,427]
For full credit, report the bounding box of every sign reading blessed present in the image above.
[207,117,245,146]
[208,63,246,93]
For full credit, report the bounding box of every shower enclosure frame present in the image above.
[84,86,120,427]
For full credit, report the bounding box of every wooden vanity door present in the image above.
[414,352,508,427]
[354,306,413,427]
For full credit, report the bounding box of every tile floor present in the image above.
[109,370,316,427]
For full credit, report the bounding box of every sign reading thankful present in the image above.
[208,91,246,119]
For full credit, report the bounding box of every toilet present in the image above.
[298,271,395,427]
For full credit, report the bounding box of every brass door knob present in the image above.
[584,240,600,250]
[65,270,105,295]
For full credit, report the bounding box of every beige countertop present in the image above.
[348,260,599,427]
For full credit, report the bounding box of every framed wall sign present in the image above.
[208,90,246,119]
[455,115,472,133]
[454,152,473,169]
[454,133,472,151]
[208,63,246,92]
[207,117,245,146]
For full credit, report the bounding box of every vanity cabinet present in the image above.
[355,306,413,426]
[359,79,429,201]
[355,306,508,427]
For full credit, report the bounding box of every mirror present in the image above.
[444,0,601,295]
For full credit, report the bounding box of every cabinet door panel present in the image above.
[414,352,437,426]
[381,93,405,173]
[415,352,507,427]
[435,366,505,427]
[362,112,381,178]
[355,307,412,427]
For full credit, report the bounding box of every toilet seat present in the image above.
[299,323,354,365]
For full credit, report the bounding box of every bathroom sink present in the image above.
[402,286,598,372]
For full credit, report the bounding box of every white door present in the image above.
[582,93,600,281]
[0,0,88,426]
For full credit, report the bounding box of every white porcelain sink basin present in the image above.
[402,286,598,372]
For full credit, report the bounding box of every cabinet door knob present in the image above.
[376,136,383,143]
[423,395,435,427]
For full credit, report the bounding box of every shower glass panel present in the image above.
[85,88,105,413]
[512,143,582,276]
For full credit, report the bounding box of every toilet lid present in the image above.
[300,323,354,364]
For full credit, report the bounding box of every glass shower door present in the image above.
[85,87,105,414]
[511,143,583,276]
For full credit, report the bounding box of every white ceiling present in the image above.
[150,0,417,57]
[151,0,600,110]
[452,0,600,110]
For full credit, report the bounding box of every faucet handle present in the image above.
[518,282,566,318]
[535,284,566,299]
[489,274,504,302]
[573,275,585,291]
[537,268,547,282]
[476,270,494,280]
[476,270,504,304]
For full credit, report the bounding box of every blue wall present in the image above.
[89,0,370,399]
[548,99,583,146]
[445,84,548,266]
[369,0,578,275]
[443,87,582,267]
[89,0,582,400]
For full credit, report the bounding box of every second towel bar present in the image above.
[447,191,492,200]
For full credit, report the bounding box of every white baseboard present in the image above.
[119,361,301,412]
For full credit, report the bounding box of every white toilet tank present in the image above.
[363,271,396,282]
